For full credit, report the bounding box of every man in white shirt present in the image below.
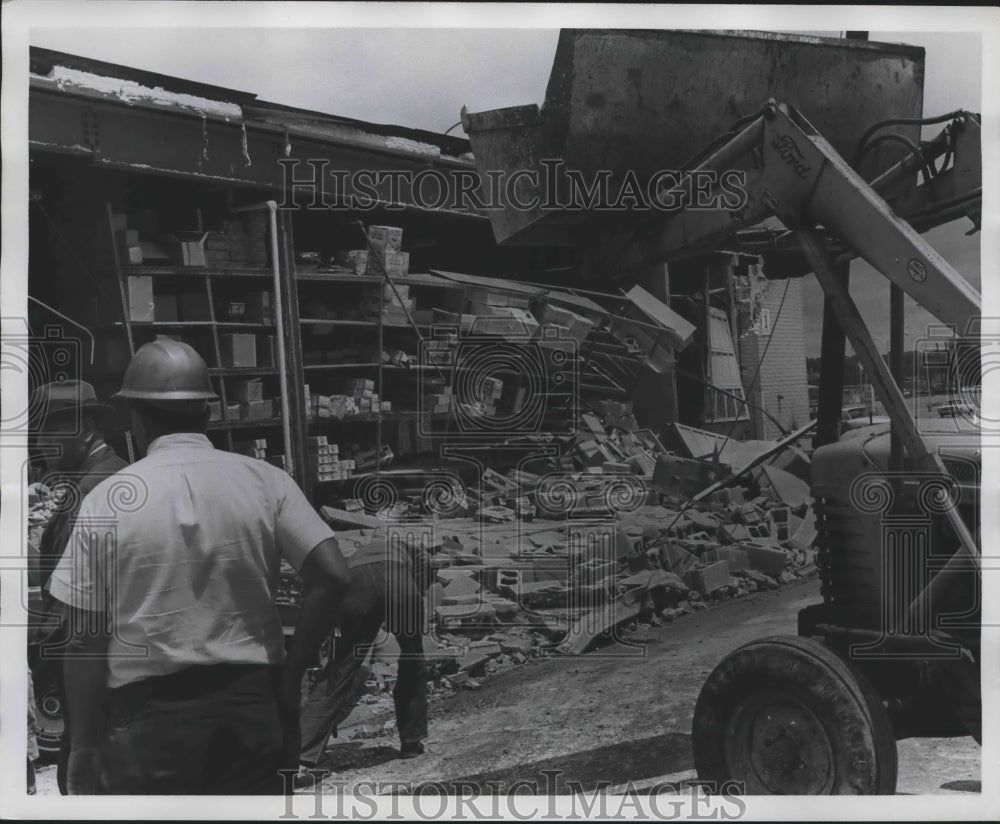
[49,340,350,794]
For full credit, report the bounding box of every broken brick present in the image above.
[443,573,481,598]
[741,542,789,576]
[703,546,749,572]
[660,543,699,577]
[684,560,730,595]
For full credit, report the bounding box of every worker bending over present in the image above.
[299,535,433,770]
[49,340,350,794]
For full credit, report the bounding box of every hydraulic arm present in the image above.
[619,101,983,605]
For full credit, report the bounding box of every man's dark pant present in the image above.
[102,663,289,794]
[299,562,427,765]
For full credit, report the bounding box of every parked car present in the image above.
[938,400,977,418]
[841,405,890,431]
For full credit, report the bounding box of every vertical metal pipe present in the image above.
[814,262,850,448]
[266,201,294,479]
[889,284,905,471]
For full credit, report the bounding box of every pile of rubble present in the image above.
[311,415,818,703]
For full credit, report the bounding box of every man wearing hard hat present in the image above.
[48,339,350,795]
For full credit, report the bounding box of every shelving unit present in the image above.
[101,202,289,459]
[284,225,470,503]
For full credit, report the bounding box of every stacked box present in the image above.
[380,283,409,301]
[127,276,155,322]
[365,250,409,278]
[312,394,361,419]
[424,389,455,414]
[118,230,143,265]
[163,233,207,267]
[245,292,275,325]
[334,250,368,275]
[220,334,256,367]
[386,349,410,367]
[344,378,375,399]
[480,377,503,402]
[307,439,356,482]
[240,399,273,420]
[203,215,268,268]
[233,438,268,459]
[235,379,263,402]
[367,226,403,252]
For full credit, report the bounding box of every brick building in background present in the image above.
[738,277,810,440]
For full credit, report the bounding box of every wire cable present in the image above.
[855,111,969,158]
[853,133,934,187]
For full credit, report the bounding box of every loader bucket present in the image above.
[462,29,925,247]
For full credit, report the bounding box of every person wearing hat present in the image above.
[47,339,350,795]
[30,379,127,795]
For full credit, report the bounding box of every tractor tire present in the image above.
[692,635,897,795]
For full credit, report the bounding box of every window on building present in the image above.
[707,307,750,422]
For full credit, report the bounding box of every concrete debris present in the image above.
[287,412,817,697]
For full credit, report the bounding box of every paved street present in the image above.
[296,578,980,796]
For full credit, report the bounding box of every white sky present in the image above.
[23,27,988,356]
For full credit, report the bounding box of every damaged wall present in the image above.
[739,277,810,439]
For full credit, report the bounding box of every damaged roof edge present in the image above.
[29,46,474,164]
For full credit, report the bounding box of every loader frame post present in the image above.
[798,230,980,626]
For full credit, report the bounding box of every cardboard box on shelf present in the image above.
[367,225,403,252]
[153,295,179,323]
[118,231,143,265]
[365,250,409,277]
[381,283,409,300]
[234,438,268,458]
[239,399,273,421]
[236,379,263,403]
[244,292,274,325]
[220,334,256,368]
[208,401,223,422]
[339,250,368,275]
[163,233,208,267]
[127,277,155,322]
